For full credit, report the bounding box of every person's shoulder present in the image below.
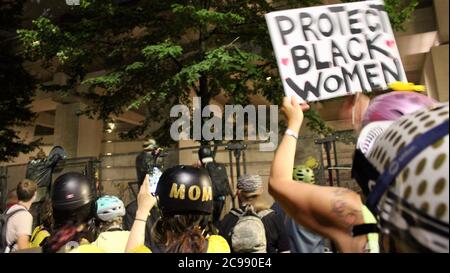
[136,151,147,160]
[218,212,239,235]
[221,209,239,222]
[13,247,43,253]
[93,230,130,251]
[7,205,31,218]
[207,235,231,253]
[258,208,275,218]
[126,200,137,211]
[110,230,130,240]
[6,204,22,212]
[260,209,281,226]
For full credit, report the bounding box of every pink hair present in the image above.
[362,92,436,127]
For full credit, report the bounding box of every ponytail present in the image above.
[42,223,95,253]
[42,225,78,253]
[166,226,206,253]
[152,214,208,253]
[44,202,95,253]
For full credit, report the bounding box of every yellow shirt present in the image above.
[69,244,106,253]
[361,205,380,253]
[130,235,230,253]
[91,231,130,253]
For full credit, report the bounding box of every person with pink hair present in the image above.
[342,91,436,132]
[361,91,436,126]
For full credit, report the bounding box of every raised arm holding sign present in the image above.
[265,0,407,102]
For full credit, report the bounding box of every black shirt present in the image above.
[135,151,152,186]
[218,206,291,253]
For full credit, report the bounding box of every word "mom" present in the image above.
[169,183,213,202]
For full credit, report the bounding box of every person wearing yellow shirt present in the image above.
[126,169,230,253]
[89,195,130,253]
[30,198,53,248]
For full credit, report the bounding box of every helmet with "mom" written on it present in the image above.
[156,165,213,216]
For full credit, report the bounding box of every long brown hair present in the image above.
[151,214,208,253]
[43,203,95,252]
[39,197,54,232]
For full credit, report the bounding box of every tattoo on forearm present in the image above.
[330,188,362,231]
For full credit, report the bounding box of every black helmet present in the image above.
[156,165,213,216]
[198,146,213,161]
[51,172,96,211]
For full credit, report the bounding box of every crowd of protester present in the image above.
[1,90,448,253]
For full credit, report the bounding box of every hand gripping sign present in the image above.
[265,0,407,102]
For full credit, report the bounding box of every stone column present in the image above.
[431,44,449,102]
[53,103,80,158]
[421,45,449,102]
[434,0,449,43]
[77,114,103,158]
[54,102,103,158]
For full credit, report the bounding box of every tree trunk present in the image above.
[199,73,211,145]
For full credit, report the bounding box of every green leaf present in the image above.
[125,61,145,72]
[142,40,183,59]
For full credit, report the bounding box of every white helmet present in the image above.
[353,103,449,252]
[96,195,126,222]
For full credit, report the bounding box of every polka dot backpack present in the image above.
[356,103,449,252]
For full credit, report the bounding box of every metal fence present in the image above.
[0,157,101,210]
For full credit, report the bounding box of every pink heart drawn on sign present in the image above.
[281,58,289,66]
[386,40,395,48]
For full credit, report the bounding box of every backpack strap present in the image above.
[352,223,379,236]
[256,209,273,219]
[2,207,28,252]
[4,205,27,215]
[230,208,245,218]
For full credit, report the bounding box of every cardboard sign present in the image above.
[265,0,407,102]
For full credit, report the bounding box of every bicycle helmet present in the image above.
[156,165,213,216]
[96,195,126,222]
[293,165,315,184]
[52,172,96,211]
[51,172,96,227]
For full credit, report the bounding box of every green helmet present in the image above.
[293,165,315,184]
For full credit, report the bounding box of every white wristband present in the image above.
[285,129,298,139]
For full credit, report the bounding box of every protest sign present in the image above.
[265,0,407,102]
